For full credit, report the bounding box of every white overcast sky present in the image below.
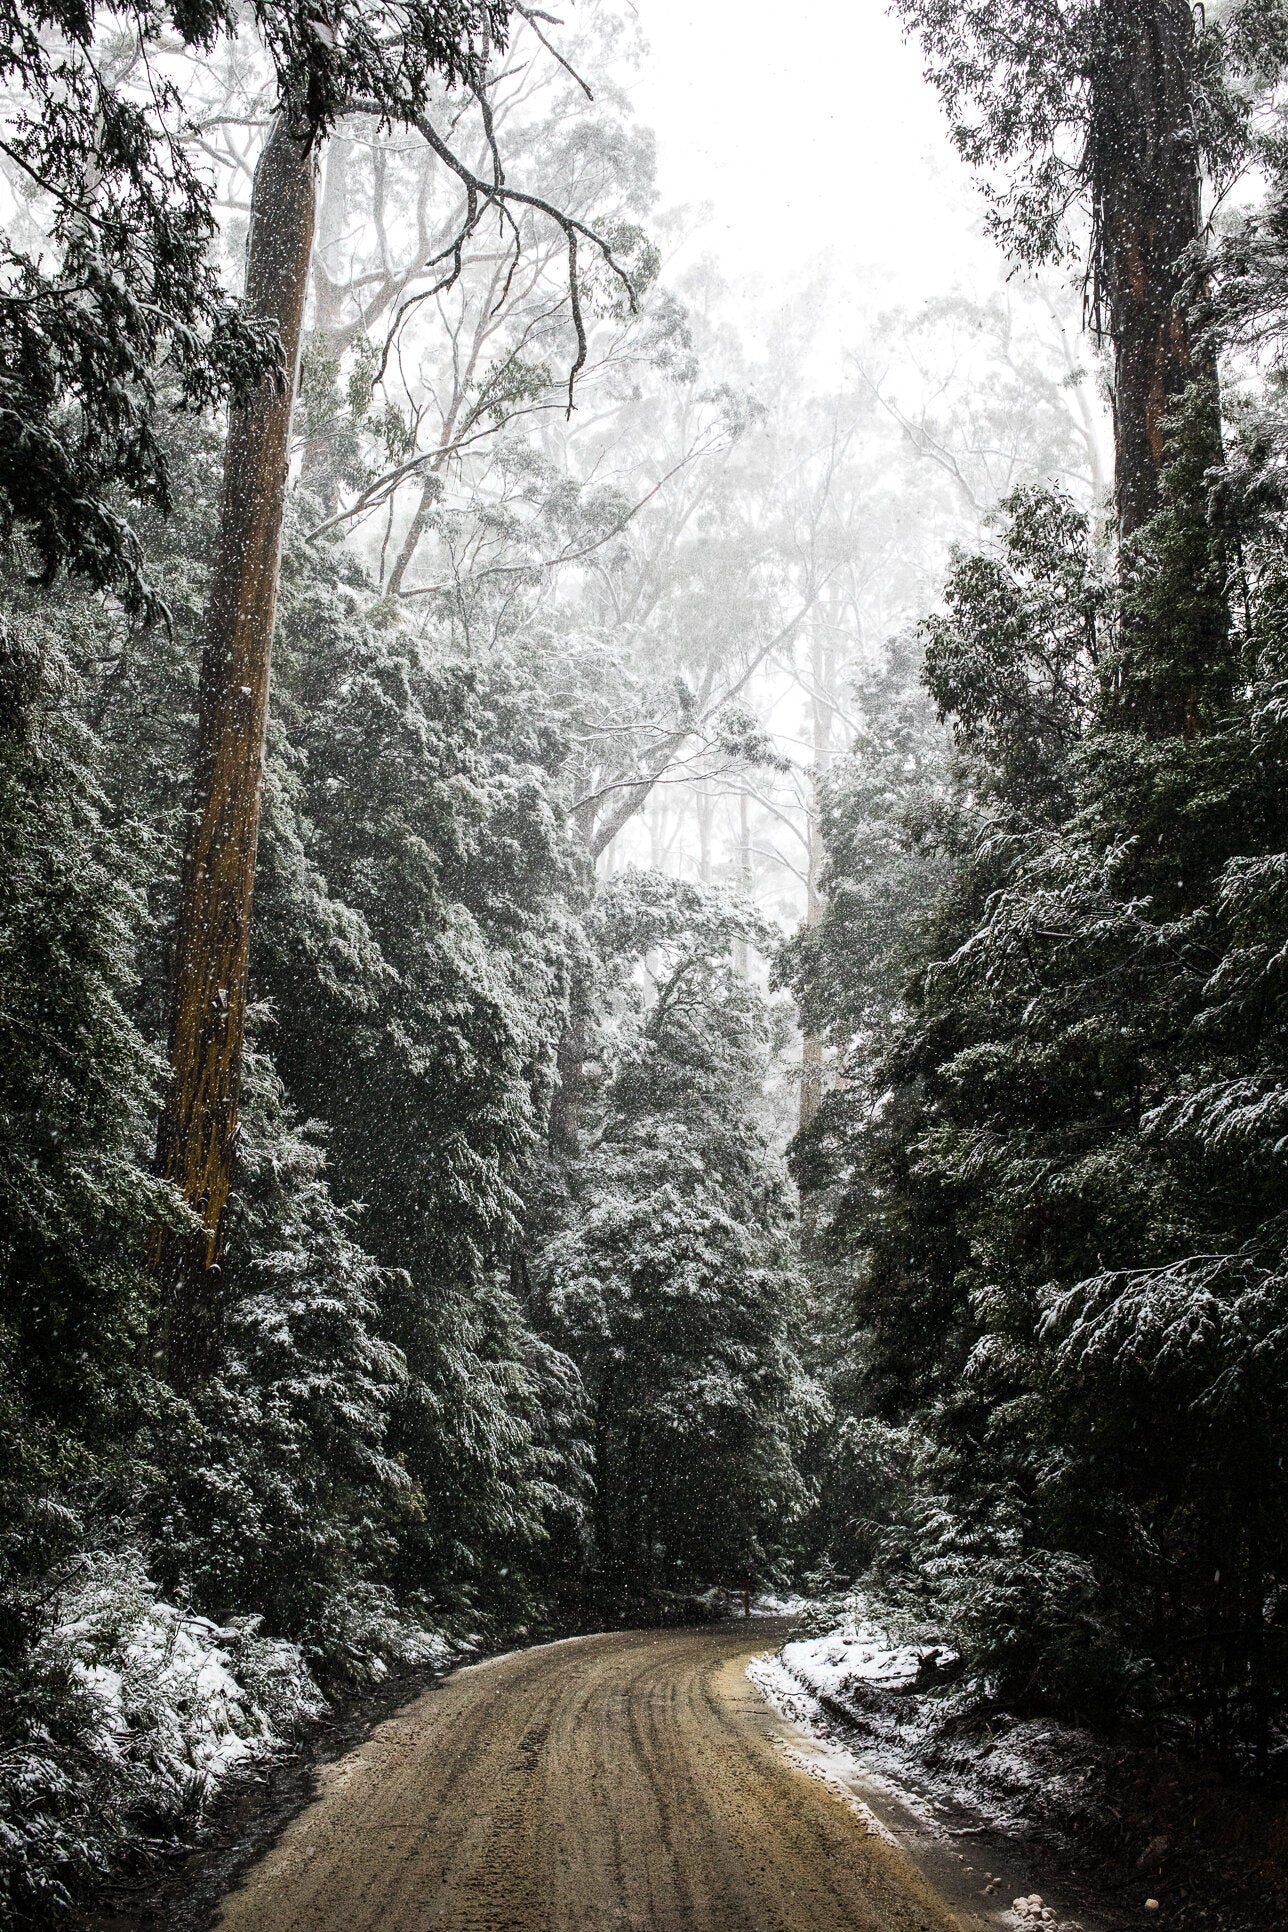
[629,0,1005,302]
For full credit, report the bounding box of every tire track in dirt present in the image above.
[212,1620,963,1932]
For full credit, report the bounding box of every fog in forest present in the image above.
[10,0,1288,1923]
[214,0,1110,1138]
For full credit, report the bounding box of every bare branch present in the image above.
[514,6,594,99]
[345,94,638,412]
[578,584,835,858]
[395,449,708,594]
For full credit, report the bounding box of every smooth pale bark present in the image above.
[734,790,751,980]
[298,134,350,512]
[797,856,824,1136]
[798,624,835,1140]
[697,775,714,886]
[155,116,317,1387]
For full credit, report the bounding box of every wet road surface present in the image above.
[214,1619,964,1932]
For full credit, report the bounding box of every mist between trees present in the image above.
[4,0,1288,1916]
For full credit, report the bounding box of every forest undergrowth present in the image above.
[767,1591,1288,1932]
[8,0,1288,1922]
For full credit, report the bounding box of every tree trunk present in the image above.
[298,133,350,512]
[1091,0,1214,539]
[154,116,317,1388]
[696,775,713,886]
[734,789,751,979]
[798,624,835,1139]
[549,1003,586,1156]
[1091,0,1229,732]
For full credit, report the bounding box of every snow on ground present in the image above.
[781,1613,958,1696]
[56,1558,327,1792]
[747,1650,929,1836]
[749,1591,815,1617]
[749,1597,1114,1932]
[759,1596,1101,1839]
[1,1553,453,1913]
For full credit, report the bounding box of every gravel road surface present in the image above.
[213,1619,963,1932]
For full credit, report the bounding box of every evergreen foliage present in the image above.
[255,534,586,1620]
[142,1040,412,1669]
[0,587,168,1666]
[23,0,1288,1911]
[792,400,1288,1760]
[770,0,1288,1786]
[542,871,810,1612]
[0,392,809,1907]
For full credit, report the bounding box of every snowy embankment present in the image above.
[757,1597,1102,1841]
[0,1553,451,1917]
[755,1599,1288,1928]
[750,1598,1141,1932]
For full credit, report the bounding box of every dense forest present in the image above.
[5,0,1288,1917]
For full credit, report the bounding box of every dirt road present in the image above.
[213,1619,964,1932]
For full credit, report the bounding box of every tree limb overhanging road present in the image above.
[213,1621,962,1932]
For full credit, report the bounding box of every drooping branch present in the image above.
[346,95,639,412]
[512,5,594,99]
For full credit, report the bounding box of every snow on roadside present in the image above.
[750,1607,1101,1932]
[749,1591,814,1617]
[756,1595,1109,1845]
[747,1650,924,1837]
[0,1552,452,1917]
[781,1611,959,1697]
[56,1557,326,1789]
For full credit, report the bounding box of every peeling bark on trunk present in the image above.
[1089,0,1229,732]
[1092,0,1213,538]
[154,116,317,1388]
